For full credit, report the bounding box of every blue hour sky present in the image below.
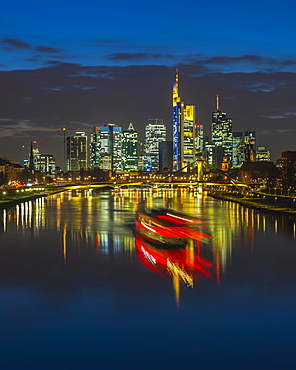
[1,0,296,70]
[0,0,296,165]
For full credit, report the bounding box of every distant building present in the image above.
[159,141,173,171]
[144,119,166,171]
[212,95,233,166]
[99,124,122,172]
[195,123,204,156]
[89,126,101,168]
[232,131,244,168]
[256,147,271,162]
[282,151,296,188]
[67,131,88,171]
[212,146,225,169]
[35,155,56,176]
[122,123,138,171]
[244,133,256,162]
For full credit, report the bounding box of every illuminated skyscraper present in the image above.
[172,69,196,170]
[89,126,101,168]
[183,105,196,168]
[122,123,138,171]
[67,131,88,171]
[144,118,166,171]
[99,124,122,172]
[212,95,233,166]
[172,69,184,171]
[232,131,244,168]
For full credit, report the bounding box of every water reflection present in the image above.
[0,189,296,294]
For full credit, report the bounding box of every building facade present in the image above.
[159,141,173,171]
[89,126,101,168]
[183,105,196,168]
[99,124,122,172]
[212,95,233,166]
[144,119,166,171]
[122,123,138,171]
[35,155,56,176]
[172,69,184,171]
[256,147,271,162]
[67,132,88,171]
[232,131,245,168]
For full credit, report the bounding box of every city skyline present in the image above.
[1,0,296,165]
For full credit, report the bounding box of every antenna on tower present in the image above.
[176,67,179,84]
[216,94,220,110]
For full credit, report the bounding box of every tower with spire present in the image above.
[172,68,184,171]
[172,69,196,171]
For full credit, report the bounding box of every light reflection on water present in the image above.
[0,189,296,368]
[1,189,295,288]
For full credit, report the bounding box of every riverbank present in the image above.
[0,188,66,210]
[208,192,296,216]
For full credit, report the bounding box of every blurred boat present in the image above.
[135,206,211,249]
[135,234,213,284]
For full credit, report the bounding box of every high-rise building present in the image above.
[195,123,204,156]
[67,131,88,171]
[172,69,184,171]
[183,105,196,168]
[232,131,245,168]
[256,147,271,162]
[89,126,101,168]
[172,69,196,171]
[122,123,138,171]
[212,95,233,166]
[144,119,166,171]
[159,141,173,171]
[99,123,122,172]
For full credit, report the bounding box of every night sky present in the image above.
[1,0,296,165]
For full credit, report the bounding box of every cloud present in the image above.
[35,45,66,53]
[107,53,150,61]
[1,38,32,50]
[106,52,175,61]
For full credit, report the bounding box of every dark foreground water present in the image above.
[0,188,296,370]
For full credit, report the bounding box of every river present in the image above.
[0,188,295,369]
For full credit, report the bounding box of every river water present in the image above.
[0,189,296,369]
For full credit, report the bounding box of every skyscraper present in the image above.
[144,118,166,171]
[212,95,233,166]
[89,126,101,168]
[232,131,245,168]
[172,69,184,171]
[122,123,138,171]
[183,105,196,168]
[99,123,122,172]
[172,69,196,171]
[67,131,88,171]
